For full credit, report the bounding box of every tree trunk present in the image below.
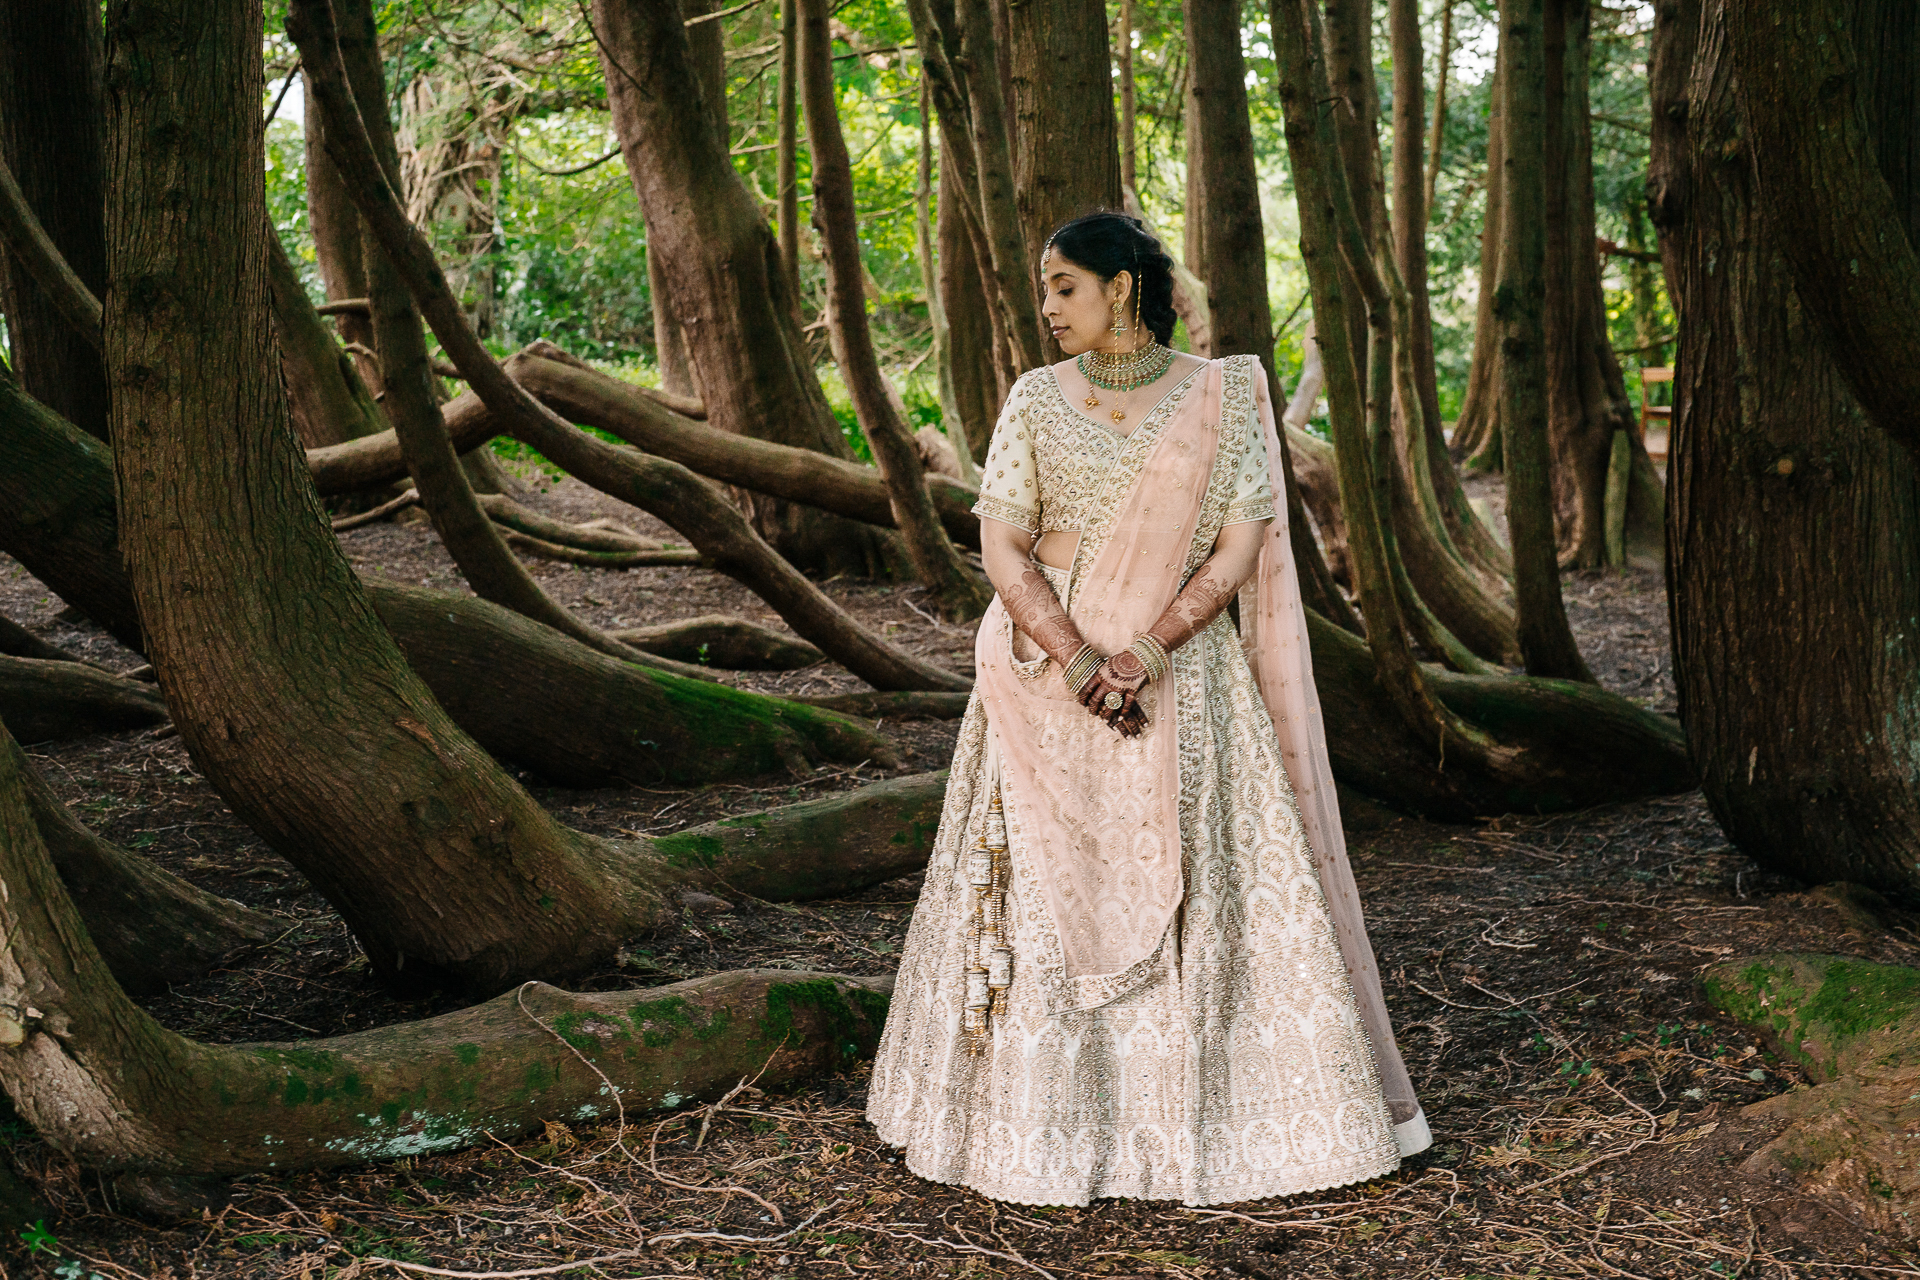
[1652,0,1920,898]
[1449,39,1506,471]
[266,219,388,450]
[0,0,110,443]
[1008,0,1121,363]
[0,655,166,743]
[777,0,802,298]
[0,613,79,665]
[1424,0,1454,220]
[1541,0,1661,570]
[937,161,1000,463]
[589,0,905,580]
[8,723,279,997]
[1494,0,1593,682]
[1117,0,1138,192]
[0,372,909,795]
[0,724,893,1176]
[799,0,991,621]
[1722,2,1920,468]
[304,90,381,394]
[1184,0,1356,636]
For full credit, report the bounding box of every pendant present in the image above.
[1084,393,1101,409]
[1111,409,1127,423]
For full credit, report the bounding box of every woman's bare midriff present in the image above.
[1034,530,1080,570]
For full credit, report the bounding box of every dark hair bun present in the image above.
[1044,211,1179,347]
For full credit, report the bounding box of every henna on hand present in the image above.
[1144,562,1242,655]
[1079,655,1151,736]
[1000,565,1090,667]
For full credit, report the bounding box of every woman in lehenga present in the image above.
[867,211,1431,1207]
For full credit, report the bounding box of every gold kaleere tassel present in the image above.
[962,787,1015,1053]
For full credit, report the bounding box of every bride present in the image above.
[867,210,1429,1206]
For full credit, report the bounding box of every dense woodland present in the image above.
[0,0,1915,1275]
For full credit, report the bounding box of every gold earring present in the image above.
[1110,299,1129,336]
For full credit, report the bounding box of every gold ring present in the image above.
[1103,691,1124,711]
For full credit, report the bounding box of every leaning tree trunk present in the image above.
[589,0,906,579]
[1448,35,1506,471]
[1652,0,1920,898]
[267,221,388,449]
[937,163,1001,462]
[799,0,990,621]
[0,0,110,443]
[1007,0,1121,363]
[0,713,893,1177]
[1541,0,1662,569]
[304,80,381,395]
[0,366,901,789]
[1183,0,1359,634]
[1494,0,1593,682]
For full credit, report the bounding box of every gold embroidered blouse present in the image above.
[972,366,1276,536]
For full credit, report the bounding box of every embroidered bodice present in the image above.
[972,363,1277,536]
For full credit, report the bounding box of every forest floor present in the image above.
[0,464,1916,1280]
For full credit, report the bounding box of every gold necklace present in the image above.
[1079,341,1175,423]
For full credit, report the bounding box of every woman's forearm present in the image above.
[980,520,1091,668]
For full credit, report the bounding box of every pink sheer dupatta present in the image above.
[1241,365,1429,1149]
[974,361,1223,1014]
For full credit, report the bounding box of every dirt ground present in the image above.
[0,464,1915,1279]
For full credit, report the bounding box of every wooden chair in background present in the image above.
[1639,366,1673,464]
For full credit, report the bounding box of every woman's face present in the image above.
[1040,255,1135,357]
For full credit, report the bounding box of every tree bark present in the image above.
[1117,0,1138,192]
[0,614,78,665]
[799,0,991,621]
[0,0,110,442]
[1424,0,1454,220]
[266,219,388,450]
[1652,0,1920,898]
[591,0,906,578]
[611,615,823,671]
[0,373,912,795]
[0,656,166,743]
[1722,0,1920,467]
[937,158,1000,462]
[1008,0,1122,363]
[8,723,278,997]
[304,86,381,394]
[776,0,802,297]
[1494,0,1593,681]
[1184,0,1356,636]
[1449,38,1506,471]
[0,729,893,1175]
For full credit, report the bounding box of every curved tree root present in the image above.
[793,690,973,720]
[0,612,80,665]
[499,529,703,568]
[370,585,896,785]
[1308,609,1692,819]
[0,654,167,743]
[612,615,823,672]
[3,726,278,996]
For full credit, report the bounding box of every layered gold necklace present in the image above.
[1078,340,1176,423]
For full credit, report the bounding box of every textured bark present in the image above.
[776,0,801,296]
[1449,41,1506,470]
[467,347,984,547]
[1008,0,1121,362]
[795,690,973,720]
[1273,0,1504,771]
[376,587,893,785]
[0,656,166,743]
[1494,0,1593,681]
[937,163,1000,462]
[1723,2,1920,467]
[611,615,824,671]
[799,0,990,621]
[0,0,109,442]
[1424,0,1454,219]
[0,375,912,803]
[304,87,380,393]
[1541,0,1661,569]
[0,738,891,1175]
[591,0,905,578]
[1184,0,1354,636]
[266,219,387,449]
[1652,0,1920,898]
[0,152,102,353]
[9,725,278,997]
[0,614,77,665]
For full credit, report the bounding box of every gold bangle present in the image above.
[1127,634,1171,683]
[1061,644,1101,694]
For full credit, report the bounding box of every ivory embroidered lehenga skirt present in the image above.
[868,595,1418,1206]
